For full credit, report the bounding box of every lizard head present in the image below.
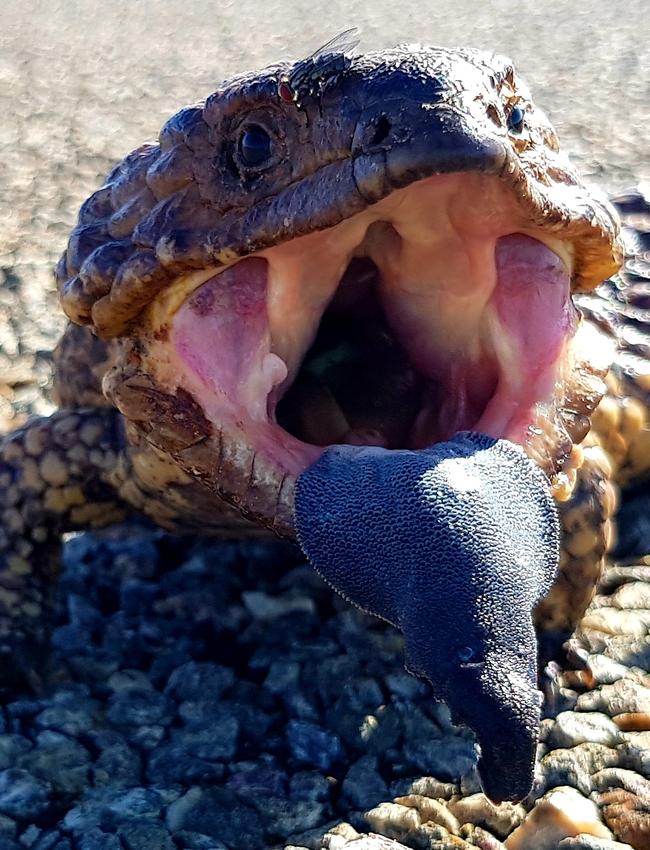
[58,43,621,533]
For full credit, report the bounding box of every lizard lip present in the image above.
[161,173,577,479]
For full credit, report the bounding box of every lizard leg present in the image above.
[536,444,617,662]
[0,407,128,684]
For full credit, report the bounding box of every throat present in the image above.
[276,304,426,449]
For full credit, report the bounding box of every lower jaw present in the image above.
[105,310,611,537]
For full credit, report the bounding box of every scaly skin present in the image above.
[0,43,649,808]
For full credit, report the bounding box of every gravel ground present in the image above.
[0,2,650,849]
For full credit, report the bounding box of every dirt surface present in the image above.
[1,0,649,425]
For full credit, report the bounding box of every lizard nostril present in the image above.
[370,115,392,146]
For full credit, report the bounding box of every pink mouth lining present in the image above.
[171,232,574,477]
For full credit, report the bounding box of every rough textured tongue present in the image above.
[294,432,560,802]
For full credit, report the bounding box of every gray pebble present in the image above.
[537,743,620,796]
[618,731,650,775]
[407,776,458,800]
[548,711,624,749]
[126,725,166,751]
[576,679,650,716]
[127,724,167,751]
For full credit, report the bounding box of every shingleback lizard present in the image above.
[1,41,649,810]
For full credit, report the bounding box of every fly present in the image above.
[277,28,360,107]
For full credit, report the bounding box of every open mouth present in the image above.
[162,173,577,480]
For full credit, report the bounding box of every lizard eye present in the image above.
[507,104,525,134]
[455,641,484,666]
[238,125,273,166]
[456,645,475,663]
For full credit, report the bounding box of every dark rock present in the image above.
[34,691,100,737]
[107,670,154,692]
[120,579,158,615]
[90,732,141,788]
[0,769,50,821]
[6,700,41,721]
[252,796,326,838]
[125,725,166,751]
[78,831,122,850]
[0,735,32,770]
[264,660,301,695]
[227,762,288,798]
[0,813,16,837]
[146,743,225,785]
[170,718,239,761]
[105,787,166,821]
[62,788,166,835]
[361,705,402,755]
[165,662,235,702]
[166,787,263,850]
[220,700,273,739]
[31,831,67,850]
[66,656,120,682]
[384,672,429,701]
[326,679,385,749]
[403,731,477,780]
[287,721,344,771]
[342,756,390,810]
[106,689,174,727]
[118,821,174,850]
[19,731,90,795]
[289,771,332,803]
[174,832,229,849]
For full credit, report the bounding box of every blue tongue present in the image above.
[294,432,559,628]
[294,432,561,802]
